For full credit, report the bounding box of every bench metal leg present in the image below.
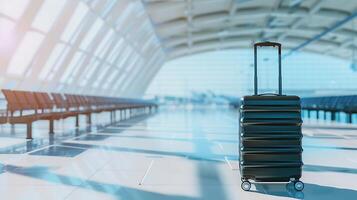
[331,112,336,121]
[26,122,33,140]
[337,112,340,122]
[347,113,352,123]
[75,115,79,128]
[323,111,327,120]
[86,114,92,125]
[49,134,54,145]
[49,119,54,134]
[10,124,15,135]
[86,114,92,132]
[336,112,341,122]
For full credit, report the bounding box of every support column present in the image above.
[337,112,340,122]
[110,111,113,124]
[49,119,54,134]
[10,124,15,135]
[49,134,54,145]
[26,122,33,140]
[307,110,311,118]
[75,115,79,128]
[323,111,327,120]
[316,110,319,120]
[26,140,32,152]
[347,113,353,123]
[86,114,92,125]
[331,112,336,121]
[86,113,92,132]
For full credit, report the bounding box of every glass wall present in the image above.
[146,49,357,98]
[0,0,164,97]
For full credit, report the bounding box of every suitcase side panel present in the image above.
[239,96,303,182]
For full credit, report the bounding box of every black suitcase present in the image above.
[239,42,304,191]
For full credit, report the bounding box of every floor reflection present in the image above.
[253,183,304,199]
[0,109,357,199]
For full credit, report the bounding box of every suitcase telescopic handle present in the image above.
[254,41,282,95]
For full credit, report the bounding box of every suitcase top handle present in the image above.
[254,41,282,96]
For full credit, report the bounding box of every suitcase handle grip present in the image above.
[254,41,282,95]
[257,93,282,96]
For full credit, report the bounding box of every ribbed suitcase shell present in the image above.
[239,95,303,182]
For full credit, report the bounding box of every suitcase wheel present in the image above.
[241,181,251,191]
[294,180,304,191]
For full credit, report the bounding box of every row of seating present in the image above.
[301,95,357,122]
[0,89,157,139]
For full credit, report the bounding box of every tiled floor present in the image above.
[0,108,357,199]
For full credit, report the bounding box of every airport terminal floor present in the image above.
[0,107,356,200]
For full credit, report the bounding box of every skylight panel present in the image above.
[0,17,16,54]
[7,31,44,75]
[60,51,84,83]
[47,46,71,80]
[94,29,114,58]
[39,43,67,80]
[113,73,126,90]
[80,58,100,86]
[68,54,87,84]
[101,0,117,19]
[107,38,124,64]
[92,64,111,88]
[0,0,30,20]
[116,46,133,68]
[61,2,89,42]
[79,17,104,50]
[32,0,67,32]
[115,3,133,30]
[102,68,119,89]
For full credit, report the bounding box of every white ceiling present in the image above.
[143,0,357,60]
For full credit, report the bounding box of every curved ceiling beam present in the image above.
[163,27,357,48]
[163,29,356,59]
[154,7,350,38]
[167,36,347,60]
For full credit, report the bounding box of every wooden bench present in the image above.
[1,89,157,140]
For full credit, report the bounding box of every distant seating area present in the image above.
[0,89,157,139]
[301,95,357,123]
[229,95,357,123]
